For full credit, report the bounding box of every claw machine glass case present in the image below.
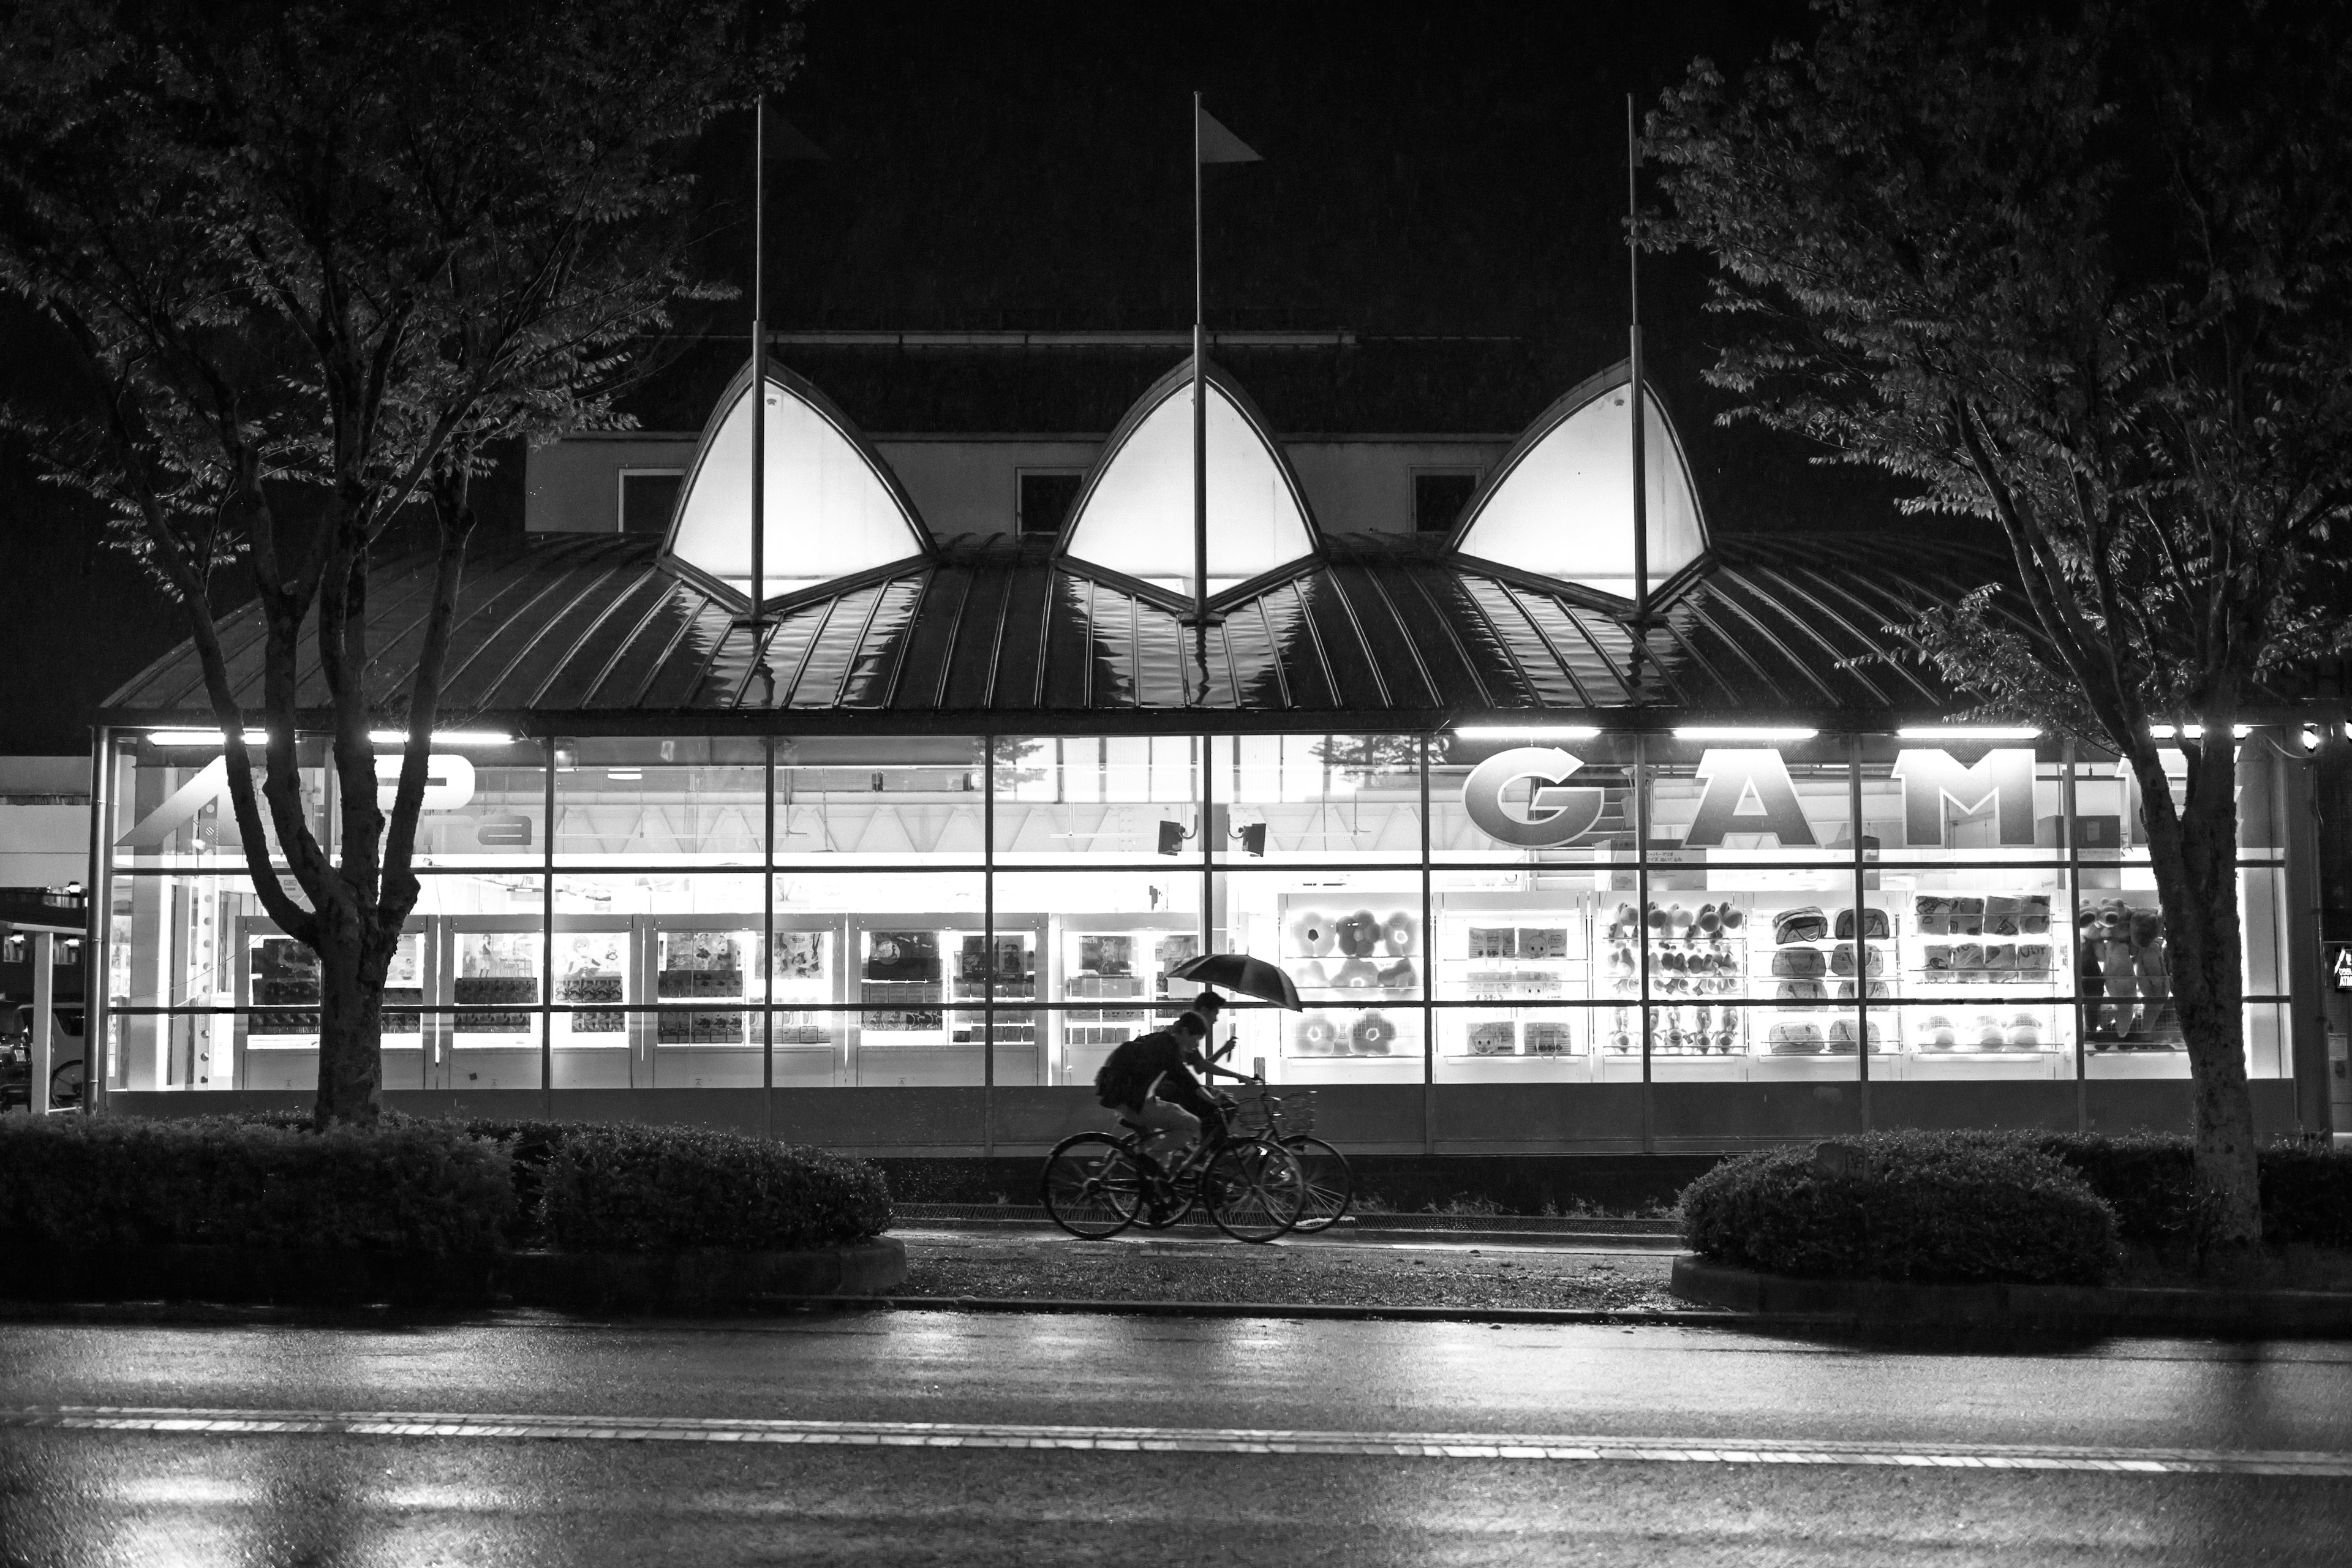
[768,924,842,1088]
[549,924,631,1088]
[448,923,543,1090]
[1276,897,1423,1083]
[1056,921,1199,1088]
[654,925,758,1087]
[1433,894,1589,1081]
[850,920,1041,1087]
[238,922,429,1091]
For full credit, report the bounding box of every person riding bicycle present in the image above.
[1093,1009,1217,1165]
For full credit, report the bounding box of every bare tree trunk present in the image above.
[2133,737,2263,1254]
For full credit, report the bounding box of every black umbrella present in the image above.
[1169,952,1302,1011]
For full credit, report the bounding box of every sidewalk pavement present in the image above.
[891,1225,1686,1314]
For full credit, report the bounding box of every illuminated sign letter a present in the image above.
[1462,747,1607,848]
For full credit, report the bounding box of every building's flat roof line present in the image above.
[762,330,1519,349]
[546,429,1516,446]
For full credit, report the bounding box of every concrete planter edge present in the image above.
[498,1236,908,1312]
[4,1235,907,1313]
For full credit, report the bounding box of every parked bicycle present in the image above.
[1041,1095,1308,1243]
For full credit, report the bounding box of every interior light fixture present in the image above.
[1453,725,1604,740]
[1896,726,2042,741]
[146,729,237,747]
[368,729,514,747]
[1672,726,1819,741]
[2150,723,2252,740]
[606,769,643,782]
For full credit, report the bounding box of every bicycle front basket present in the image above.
[1230,1087,1315,1138]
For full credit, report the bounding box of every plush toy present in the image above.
[1381,912,1418,955]
[1289,911,1336,957]
[1334,910,1382,958]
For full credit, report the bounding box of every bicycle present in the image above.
[1223,1084,1353,1234]
[1040,1098,1308,1243]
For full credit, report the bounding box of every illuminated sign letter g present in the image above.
[1462,747,1607,848]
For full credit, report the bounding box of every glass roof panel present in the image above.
[1454,374,1706,599]
[1061,365,1317,600]
[668,366,929,602]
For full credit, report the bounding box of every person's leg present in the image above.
[1131,1098,1199,1165]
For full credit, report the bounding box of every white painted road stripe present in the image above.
[3,1406,2348,1477]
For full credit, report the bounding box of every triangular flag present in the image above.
[1196,104,1262,165]
[764,115,829,162]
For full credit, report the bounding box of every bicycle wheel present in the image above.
[1202,1137,1307,1243]
[1282,1135,1353,1233]
[1040,1134,1146,1239]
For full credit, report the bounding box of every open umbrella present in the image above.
[1169,952,1302,1011]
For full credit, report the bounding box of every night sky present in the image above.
[0,0,1917,755]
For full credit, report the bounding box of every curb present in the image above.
[500,1238,907,1313]
[895,1204,1681,1240]
[745,1293,1805,1329]
[1670,1257,2352,1339]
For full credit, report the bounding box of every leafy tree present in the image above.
[0,0,787,1126]
[1644,0,2352,1248]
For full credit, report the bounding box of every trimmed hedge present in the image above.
[0,1115,513,1257]
[532,1124,892,1253]
[2025,1134,2352,1251]
[1679,1133,2118,1286]
[228,1114,895,1253]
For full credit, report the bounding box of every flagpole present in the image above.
[750,93,768,628]
[1191,92,1210,699]
[1626,93,1648,668]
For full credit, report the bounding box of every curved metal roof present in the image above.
[101,531,2027,732]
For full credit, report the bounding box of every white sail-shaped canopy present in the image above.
[1452,365,1706,600]
[1060,359,1319,602]
[666,362,931,603]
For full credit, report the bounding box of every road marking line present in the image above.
[2,1406,2346,1478]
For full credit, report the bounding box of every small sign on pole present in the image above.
[2331,944,2352,993]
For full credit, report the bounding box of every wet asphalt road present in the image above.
[2,1310,2350,1565]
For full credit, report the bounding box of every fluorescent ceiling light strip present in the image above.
[1452,725,1603,739]
[1896,726,2041,740]
[1672,726,1819,741]
[369,729,514,746]
[145,726,513,747]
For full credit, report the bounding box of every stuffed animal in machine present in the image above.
[1335,910,1382,957]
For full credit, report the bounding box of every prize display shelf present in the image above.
[1280,899,1422,1071]
[655,929,750,1046]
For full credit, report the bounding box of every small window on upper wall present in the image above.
[620,471,685,534]
[1414,472,1478,534]
[1019,472,1084,537]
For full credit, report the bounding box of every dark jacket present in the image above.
[1094,1028,1213,1117]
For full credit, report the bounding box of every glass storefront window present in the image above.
[94,728,2317,1120]
[1646,736,1853,858]
[1858,739,2065,864]
[993,736,1202,864]
[554,737,764,866]
[993,870,1200,1088]
[1209,734,1421,862]
[1220,868,1422,1086]
[777,737,984,865]
[114,738,331,871]
[1429,733,1637,865]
